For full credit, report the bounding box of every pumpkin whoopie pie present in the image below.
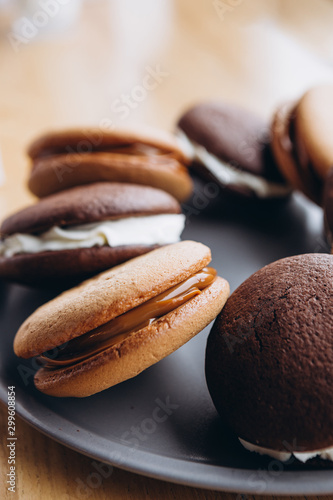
[14,241,230,397]
[27,126,193,202]
[271,85,333,205]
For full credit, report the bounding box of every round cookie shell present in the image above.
[1,182,180,235]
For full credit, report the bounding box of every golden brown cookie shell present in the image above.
[14,241,212,358]
[28,152,193,202]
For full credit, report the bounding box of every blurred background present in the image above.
[1,0,333,217]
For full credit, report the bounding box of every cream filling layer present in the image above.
[176,130,291,199]
[0,214,186,258]
[239,438,333,463]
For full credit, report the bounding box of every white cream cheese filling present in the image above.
[176,129,291,199]
[239,438,333,463]
[0,214,186,258]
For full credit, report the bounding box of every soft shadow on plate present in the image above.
[183,175,326,293]
[185,174,324,254]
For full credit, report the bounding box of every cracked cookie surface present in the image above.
[205,253,333,451]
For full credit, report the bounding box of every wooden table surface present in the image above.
[1,0,333,498]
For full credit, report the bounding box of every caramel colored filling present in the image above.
[39,267,217,369]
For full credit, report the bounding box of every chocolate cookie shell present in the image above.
[177,102,290,200]
[205,254,333,452]
[1,182,180,235]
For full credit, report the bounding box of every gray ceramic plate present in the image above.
[1,190,332,495]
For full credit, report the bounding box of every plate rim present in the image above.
[1,383,333,495]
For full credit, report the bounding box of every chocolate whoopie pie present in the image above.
[14,241,230,397]
[27,127,193,202]
[177,102,291,200]
[205,254,333,465]
[271,85,333,205]
[0,182,185,286]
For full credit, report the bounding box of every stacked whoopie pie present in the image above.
[3,126,231,400]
